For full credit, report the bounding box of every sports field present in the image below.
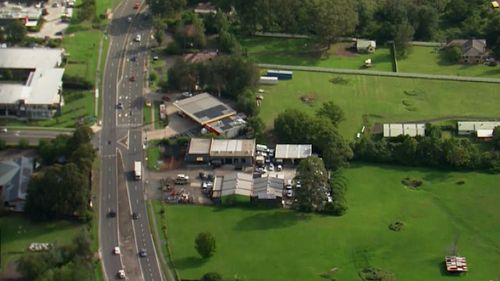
[156,164,500,281]
[398,46,500,78]
[257,71,500,137]
[240,37,393,72]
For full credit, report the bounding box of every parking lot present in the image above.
[30,0,71,39]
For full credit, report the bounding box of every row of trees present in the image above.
[25,126,96,221]
[293,156,348,215]
[17,230,94,281]
[273,102,352,171]
[353,127,500,172]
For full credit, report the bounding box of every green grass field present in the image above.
[398,46,500,78]
[156,164,500,281]
[63,30,102,84]
[240,37,393,72]
[0,215,83,271]
[257,71,500,137]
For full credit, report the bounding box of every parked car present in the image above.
[132,212,140,220]
[199,172,207,180]
[116,102,123,109]
[277,164,283,171]
[181,92,192,98]
[127,16,132,22]
[161,95,171,102]
[135,34,141,42]
[267,163,275,171]
[175,174,190,185]
[130,56,136,62]
[107,208,116,217]
[117,269,126,279]
[1,128,7,133]
[286,189,293,198]
[113,246,121,255]
[129,76,136,82]
[139,249,147,257]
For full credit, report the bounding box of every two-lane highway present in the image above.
[99,1,163,280]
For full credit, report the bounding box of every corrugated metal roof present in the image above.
[458,121,500,132]
[275,144,312,159]
[220,173,253,197]
[187,138,211,154]
[209,139,255,157]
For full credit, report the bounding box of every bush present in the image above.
[164,41,183,55]
[149,72,158,82]
[195,232,216,258]
[201,272,222,281]
[388,221,404,232]
[359,267,396,281]
[441,46,462,64]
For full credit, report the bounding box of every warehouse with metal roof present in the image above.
[185,138,256,166]
[457,121,500,136]
[275,144,312,163]
[173,93,236,125]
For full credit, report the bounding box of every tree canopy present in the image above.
[195,232,216,258]
[293,156,329,212]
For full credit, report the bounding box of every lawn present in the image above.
[63,29,102,85]
[240,37,394,72]
[156,164,500,281]
[146,140,161,171]
[257,71,500,137]
[0,215,83,271]
[398,46,500,78]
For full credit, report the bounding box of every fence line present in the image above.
[258,63,500,84]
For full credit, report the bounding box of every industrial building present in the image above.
[0,2,42,27]
[0,157,34,212]
[173,93,246,137]
[0,48,65,119]
[185,138,256,166]
[275,144,313,164]
[383,123,425,137]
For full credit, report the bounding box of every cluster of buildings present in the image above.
[0,1,42,27]
[0,47,65,120]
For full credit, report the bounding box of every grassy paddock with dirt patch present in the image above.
[398,46,500,78]
[0,215,83,272]
[257,71,500,137]
[240,37,393,71]
[156,164,500,281]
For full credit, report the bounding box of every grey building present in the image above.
[185,138,256,166]
[0,48,65,120]
[0,157,34,212]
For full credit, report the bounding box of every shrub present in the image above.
[388,221,404,232]
[195,232,216,258]
[201,272,222,281]
[164,41,183,55]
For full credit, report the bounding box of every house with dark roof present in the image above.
[0,157,34,212]
[446,39,488,64]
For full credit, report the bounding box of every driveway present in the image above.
[30,0,70,39]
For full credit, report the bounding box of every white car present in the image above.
[286,189,293,198]
[135,34,141,42]
[113,246,121,255]
[181,92,192,98]
[277,164,283,171]
[176,174,189,180]
[0,128,7,133]
[117,269,126,279]
[127,16,132,23]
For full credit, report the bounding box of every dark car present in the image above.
[161,95,171,102]
[108,209,116,218]
[132,212,140,220]
[129,76,136,82]
[130,56,136,62]
[139,249,147,257]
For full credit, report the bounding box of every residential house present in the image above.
[446,39,488,64]
[356,39,376,53]
[0,157,34,212]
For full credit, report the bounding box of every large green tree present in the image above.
[310,0,358,48]
[316,101,344,127]
[25,163,90,221]
[293,156,329,212]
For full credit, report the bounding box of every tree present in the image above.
[325,170,348,216]
[38,135,70,164]
[274,109,313,144]
[192,15,207,49]
[442,46,462,64]
[18,138,29,149]
[0,139,6,150]
[201,272,223,281]
[412,5,439,41]
[393,21,414,59]
[236,90,259,116]
[310,0,358,49]
[493,126,500,150]
[293,156,329,212]
[245,116,265,141]
[25,163,90,221]
[195,232,216,258]
[147,0,186,16]
[310,117,353,170]
[316,101,345,127]
[4,19,26,44]
[218,29,240,53]
[167,59,199,91]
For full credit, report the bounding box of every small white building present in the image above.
[457,121,500,135]
[275,144,312,164]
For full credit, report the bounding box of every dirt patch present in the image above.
[388,221,404,232]
[402,177,423,189]
[300,93,317,106]
[158,144,186,170]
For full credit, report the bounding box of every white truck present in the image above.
[134,161,142,180]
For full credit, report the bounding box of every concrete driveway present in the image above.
[29,0,69,39]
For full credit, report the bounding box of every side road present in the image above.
[258,63,500,84]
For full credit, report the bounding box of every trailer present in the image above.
[259,76,278,85]
[134,161,142,180]
[266,70,293,80]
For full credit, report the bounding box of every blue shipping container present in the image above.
[266,69,293,80]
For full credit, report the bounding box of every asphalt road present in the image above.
[99,1,163,280]
[0,129,72,145]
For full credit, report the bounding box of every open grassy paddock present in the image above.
[0,215,83,271]
[257,71,500,137]
[398,46,500,78]
[156,164,500,281]
[240,37,393,72]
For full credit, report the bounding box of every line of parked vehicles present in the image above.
[254,144,282,176]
